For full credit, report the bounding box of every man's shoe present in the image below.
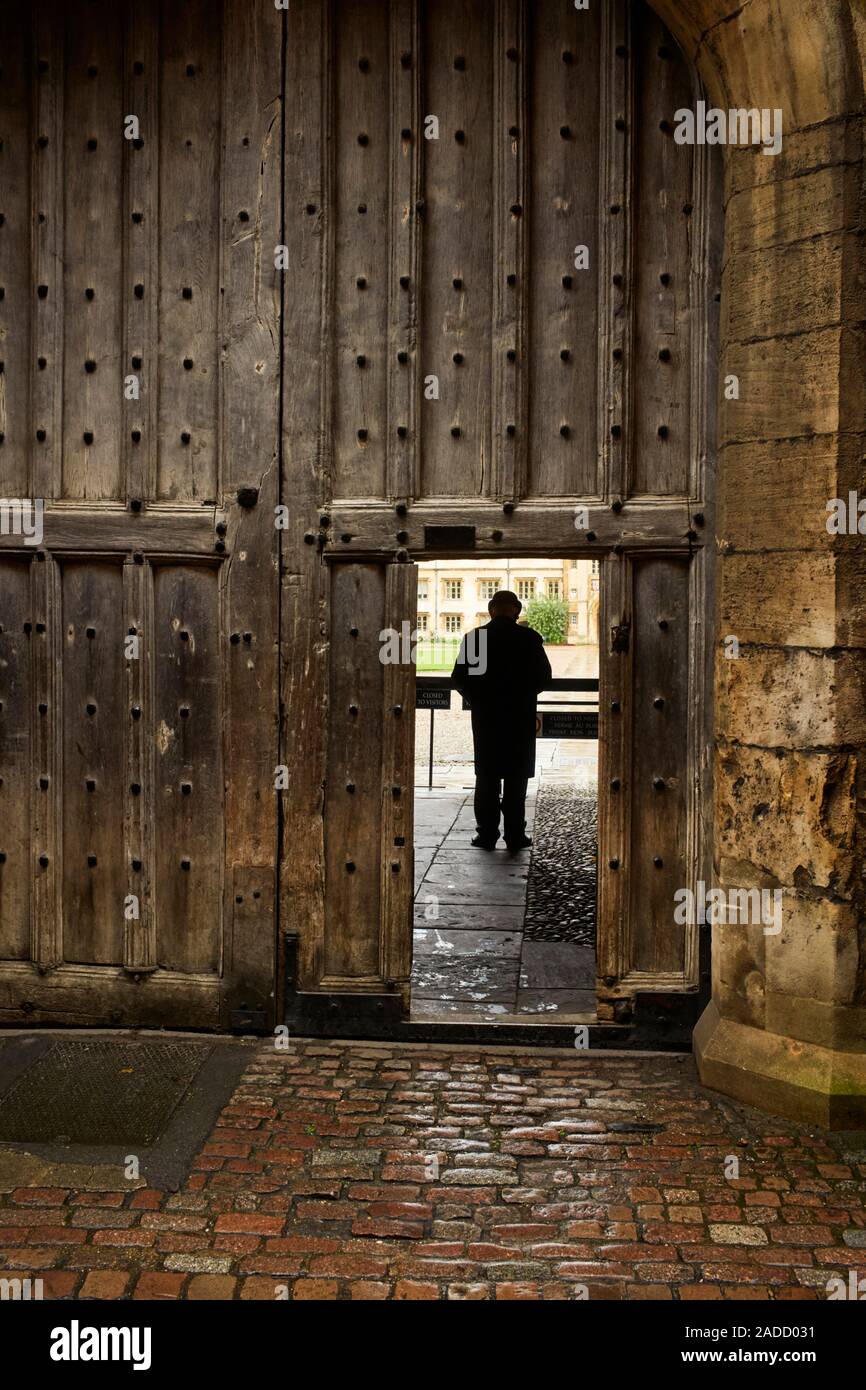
[505,835,532,853]
[471,835,498,850]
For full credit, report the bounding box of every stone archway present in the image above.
[588,596,600,645]
[649,0,866,1124]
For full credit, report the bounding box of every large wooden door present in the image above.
[0,0,722,1034]
[280,0,722,1022]
[0,0,281,1028]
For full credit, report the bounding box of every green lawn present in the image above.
[415,636,461,672]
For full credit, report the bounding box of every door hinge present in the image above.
[610,619,630,653]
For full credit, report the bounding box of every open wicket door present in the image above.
[282,560,418,1014]
[596,550,711,1024]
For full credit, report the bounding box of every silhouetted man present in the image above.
[451,590,552,853]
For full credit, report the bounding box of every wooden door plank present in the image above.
[327,499,692,552]
[281,0,330,992]
[124,0,159,509]
[689,100,724,506]
[0,560,33,959]
[526,0,603,498]
[419,0,494,499]
[387,0,420,504]
[152,563,222,974]
[598,0,632,508]
[60,561,126,964]
[380,560,417,1001]
[323,563,386,982]
[628,8,694,497]
[61,6,124,501]
[332,0,390,500]
[596,549,627,994]
[0,507,224,553]
[490,0,525,503]
[123,556,154,971]
[0,5,32,496]
[31,552,59,967]
[31,0,63,503]
[220,0,282,1025]
[0,963,220,1030]
[627,553,691,978]
[156,0,221,502]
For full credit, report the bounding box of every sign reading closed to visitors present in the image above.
[416,686,452,710]
[535,711,599,740]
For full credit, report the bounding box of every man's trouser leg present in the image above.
[473,771,502,844]
[501,776,529,845]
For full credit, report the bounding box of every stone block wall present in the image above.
[654,0,866,1123]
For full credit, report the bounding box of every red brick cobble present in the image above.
[0,1041,863,1301]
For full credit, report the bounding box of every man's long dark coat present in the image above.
[450,617,553,778]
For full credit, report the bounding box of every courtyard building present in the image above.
[416,559,599,646]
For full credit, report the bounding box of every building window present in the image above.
[417,580,429,601]
[443,579,463,601]
[477,578,497,601]
[546,579,562,599]
[570,613,578,627]
[516,578,534,602]
[444,614,462,634]
[591,558,599,574]
[415,613,429,631]
[475,613,489,627]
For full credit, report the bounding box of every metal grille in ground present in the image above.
[0,1039,211,1146]
[523,784,597,945]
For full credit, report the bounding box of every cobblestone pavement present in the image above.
[1,1040,864,1301]
[523,784,597,945]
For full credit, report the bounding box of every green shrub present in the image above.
[524,596,568,644]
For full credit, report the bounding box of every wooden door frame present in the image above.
[279,534,712,1027]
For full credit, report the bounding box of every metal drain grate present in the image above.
[0,1039,212,1146]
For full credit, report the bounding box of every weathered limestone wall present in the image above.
[653,0,866,1123]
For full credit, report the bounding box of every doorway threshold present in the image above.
[281,1005,692,1053]
[284,995,629,1049]
[281,975,694,1053]
[410,1006,597,1026]
[404,1017,624,1048]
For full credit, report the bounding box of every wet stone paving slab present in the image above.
[411,738,598,1021]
